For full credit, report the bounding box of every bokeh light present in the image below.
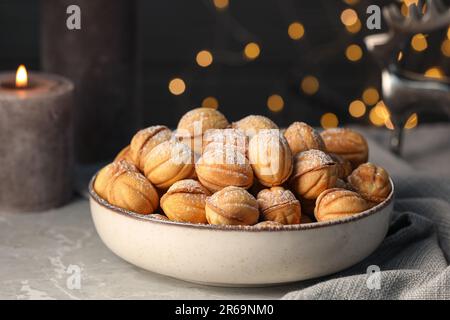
[244,42,260,60]
[411,33,428,52]
[202,96,219,109]
[196,50,213,67]
[362,87,379,106]
[403,0,419,6]
[301,76,319,95]
[267,94,284,112]
[424,67,444,79]
[401,0,420,16]
[441,39,450,57]
[369,101,391,127]
[345,44,363,61]
[348,100,366,118]
[385,117,395,130]
[343,0,360,5]
[346,18,361,33]
[168,78,186,95]
[401,3,409,16]
[340,9,358,26]
[321,113,339,129]
[213,0,229,10]
[404,113,419,129]
[288,22,305,40]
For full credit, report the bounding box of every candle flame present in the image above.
[16,65,28,88]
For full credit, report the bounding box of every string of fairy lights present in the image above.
[167,0,450,130]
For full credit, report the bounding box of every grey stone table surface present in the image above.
[1,124,449,300]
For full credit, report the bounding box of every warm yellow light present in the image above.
[411,33,428,52]
[425,67,445,79]
[403,0,419,6]
[346,18,361,33]
[267,94,284,112]
[362,87,379,106]
[385,117,395,130]
[196,50,213,67]
[168,78,186,95]
[320,113,338,129]
[288,22,305,40]
[301,76,319,95]
[16,64,28,88]
[345,44,363,61]
[340,9,358,26]
[397,51,404,61]
[369,108,385,127]
[369,101,391,127]
[401,1,423,16]
[441,39,450,57]
[401,3,409,16]
[375,101,390,118]
[202,96,219,109]
[244,42,260,60]
[404,113,418,129]
[213,0,229,10]
[348,100,366,118]
[343,0,359,5]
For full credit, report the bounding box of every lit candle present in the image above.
[0,65,74,212]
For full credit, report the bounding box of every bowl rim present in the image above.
[89,173,394,232]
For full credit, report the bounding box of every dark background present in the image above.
[1,0,449,128]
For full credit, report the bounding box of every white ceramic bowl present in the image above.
[89,176,394,287]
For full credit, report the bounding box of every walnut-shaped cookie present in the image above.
[248,131,293,187]
[205,186,260,225]
[290,149,338,200]
[232,115,278,138]
[94,160,138,200]
[107,170,159,215]
[257,187,301,225]
[176,108,229,154]
[114,145,133,163]
[129,125,172,170]
[160,179,211,224]
[202,128,248,155]
[329,153,353,180]
[348,162,392,204]
[320,128,368,169]
[196,144,254,192]
[314,188,369,222]
[284,122,325,155]
[143,140,195,189]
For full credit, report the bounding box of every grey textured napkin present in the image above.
[284,125,450,299]
[283,174,450,300]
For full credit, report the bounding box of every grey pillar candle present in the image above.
[40,0,138,164]
[0,69,74,213]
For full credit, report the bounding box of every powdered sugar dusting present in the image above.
[177,108,229,134]
[200,144,248,166]
[166,179,210,195]
[257,187,297,211]
[294,149,334,175]
[111,159,137,174]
